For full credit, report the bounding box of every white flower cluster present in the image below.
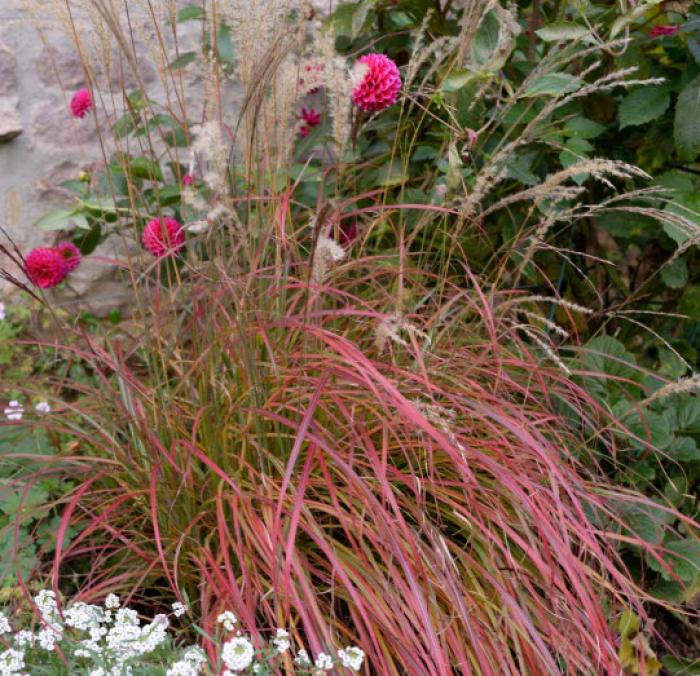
[166,646,206,676]
[0,591,207,676]
[292,645,365,673]
[221,635,255,671]
[1,594,366,675]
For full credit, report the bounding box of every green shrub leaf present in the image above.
[524,73,582,98]
[619,86,670,129]
[674,75,700,161]
[535,22,589,42]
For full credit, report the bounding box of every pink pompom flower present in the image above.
[649,24,679,38]
[55,241,82,272]
[299,107,321,137]
[182,173,195,186]
[25,248,68,289]
[70,89,92,118]
[351,53,401,113]
[142,216,185,257]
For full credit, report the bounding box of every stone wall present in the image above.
[0,2,108,309]
[0,1,328,314]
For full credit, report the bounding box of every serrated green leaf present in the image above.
[535,22,589,42]
[619,86,670,129]
[666,436,700,462]
[523,73,582,98]
[649,537,700,583]
[583,336,639,380]
[563,117,606,139]
[674,75,700,161]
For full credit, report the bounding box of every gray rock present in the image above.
[0,46,18,97]
[31,99,97,147]
[36,46,87,90]
[49,233,140,318]
[0,98,21,141]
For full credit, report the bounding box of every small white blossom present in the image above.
[64,602,103,630]
[4,401,23,421]
[221,636,254,671]
[314,652,334,670]
[171,601,187,618]
[14,631,34,648]
[34,401,51,414]
[216,610,237,631]
[34,590,60,626]
[182,646,206,666]
[0,613,10,635]
[104,593,120,609]
[0,302,5,321]
[338,646,365,671]
[166,662,200,676]
[272,628,290,654]
[37,627,60,651]
[295,649,311,666]
[0,648,25,674]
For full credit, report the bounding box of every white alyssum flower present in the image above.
[0,613,10,635]
[294,648,311,666]
[171,601,188,618]
[272,628,290,654]
[34,590,60,626]
[182,646,206,666]
[37,627,60,651]
[104,593,120,609]
[314,652,334,670]
[0,302,5,321]
[166,662,200,676]
[221,636,254,671]
[3,401,23,421]
[0,648,25,674]
[216,610,237,632]
[64,602,103,631]
[13,631,34,648]
[338,646,365,671]
[34,401,51,414]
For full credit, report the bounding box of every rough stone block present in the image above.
[0,98,21,141]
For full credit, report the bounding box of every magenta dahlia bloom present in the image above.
[650,24,679,37]
[299,107,321,137]
[352,53,401,113]
[70,89,92,118]
[56,241,82,272]
[25,248,68,288]
[142,217,185,257]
